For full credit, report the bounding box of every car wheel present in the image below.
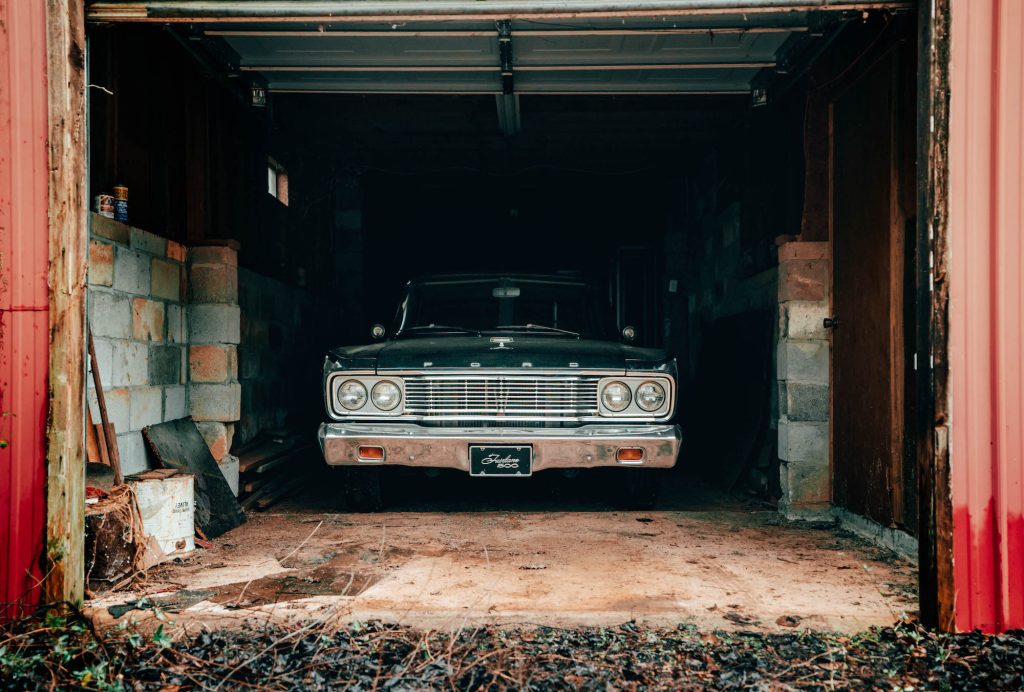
[616,469,661,510]
[340,467,384,512]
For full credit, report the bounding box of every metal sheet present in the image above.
[0,0,49,619]
[948,0,1024,632]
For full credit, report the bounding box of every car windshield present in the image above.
[394,277,613,339]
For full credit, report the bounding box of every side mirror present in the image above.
[621,326,637,342]
[370,324,387,340]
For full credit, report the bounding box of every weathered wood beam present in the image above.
[44,0,87,607]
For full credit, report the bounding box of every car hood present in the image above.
[327,336,670,373]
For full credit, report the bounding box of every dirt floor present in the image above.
[87,471,918,634]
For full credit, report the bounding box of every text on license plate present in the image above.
[470,445,533,477]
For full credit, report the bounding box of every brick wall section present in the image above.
[236,267,312,446]
[187,246,241,495]
[88,214,187,475]
[776,241,831,518]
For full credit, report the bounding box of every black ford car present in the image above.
[318,274,681,508]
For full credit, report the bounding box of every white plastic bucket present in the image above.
[128,473,195,556]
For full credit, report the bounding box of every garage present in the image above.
[66,0,933,631]
[10,0,1024,649]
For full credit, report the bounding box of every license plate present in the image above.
[470,445,532,477]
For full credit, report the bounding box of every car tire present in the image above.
[341,467,384,512]
[616,469,661,510]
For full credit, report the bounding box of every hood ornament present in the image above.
[490,336,514,350]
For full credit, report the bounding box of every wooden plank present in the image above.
[43,0,87,607]
[237,438,298,474]
[88,330,122,483]
[142,418,245,538]
[85,407,101,465]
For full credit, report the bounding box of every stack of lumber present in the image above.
[235,429,312,511]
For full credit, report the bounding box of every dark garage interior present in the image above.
[79,3,924,629]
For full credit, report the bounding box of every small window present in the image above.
[267,157,288,206]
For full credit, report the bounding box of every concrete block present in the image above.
[780,382,829,422]
[189,245,237,266]
[132,298,165,342]
[777,340,829,384]
[163,385,187,421]
[88,336,114,388]
[218,453,240,497]
[779,259,828,302]
[90,291,131,339]
[189,263,238,304]
[90,213,130,245]
[166,240,187,262]
[195,421,232,461]
[88,240,114,286]
[149,345,182,385]
[130,226,167,256]
[778,241,829,262]
[782,301,828,340]
[778,419,829,463]
[113,249,151,295]
[780,459,831,507]
[130,386,164,431]
[111,340,148,387]
[87,386,129,433]
[189,344,237,383]
[166,304,186,344]
[189,304,240,344]
[190,382,241,421]
[116,431,149,476]
[151,258,181,301]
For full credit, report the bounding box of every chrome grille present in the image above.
[403,375,600,418]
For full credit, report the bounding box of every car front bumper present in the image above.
[318,422,681,472]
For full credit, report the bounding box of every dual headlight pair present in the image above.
[601,380,667,413]
[337,379,402,411]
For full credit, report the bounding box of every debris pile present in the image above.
[2,606,1023,690]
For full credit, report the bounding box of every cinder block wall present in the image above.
[236,267,312,446]
[187,246,242,494]
[776,241,831,518]
[87,214,188,475]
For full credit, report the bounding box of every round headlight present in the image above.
[636,381,666,412]
[337,380,368,411]
[371,381,402,411]
[602,381,632,412]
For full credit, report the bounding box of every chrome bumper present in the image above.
[318,422,681,472]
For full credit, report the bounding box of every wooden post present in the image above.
[44,0,87,606]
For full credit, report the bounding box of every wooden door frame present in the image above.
[44,0,88,606]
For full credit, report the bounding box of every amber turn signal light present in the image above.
[357,445,385,461]
[616,448,644,462]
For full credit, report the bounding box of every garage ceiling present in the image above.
[87,1,911,133]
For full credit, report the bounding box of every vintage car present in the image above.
[318,273,681,509]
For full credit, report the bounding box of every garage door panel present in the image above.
[515,67,756,93]
[514,31,788,67]
[265,71,502,93]
[223,34,499,68]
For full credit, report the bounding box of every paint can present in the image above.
[95,194,114,218]
[113,184,129,223]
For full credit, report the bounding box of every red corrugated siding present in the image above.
[949,0,1024,633]
[0,0,49,618]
